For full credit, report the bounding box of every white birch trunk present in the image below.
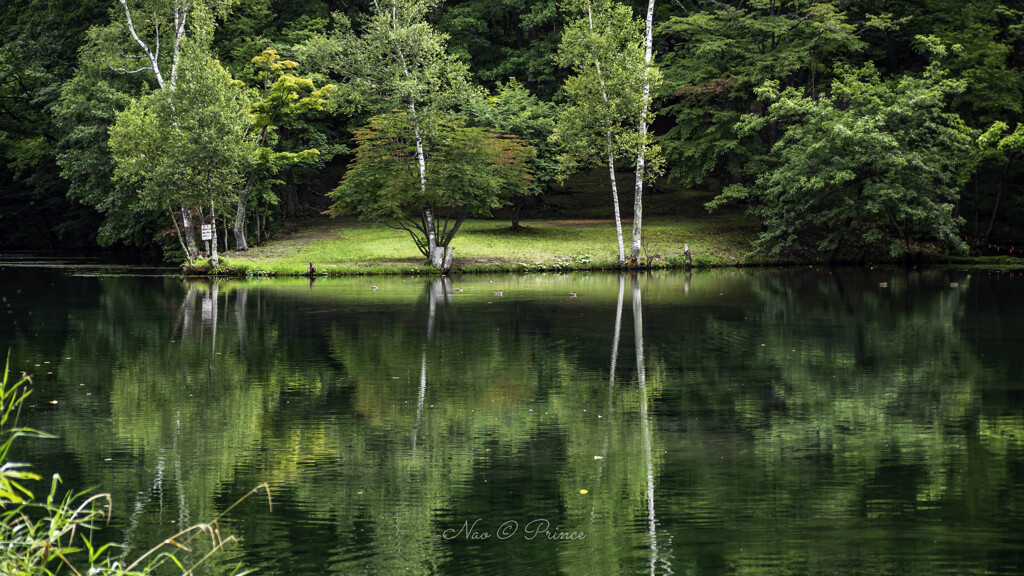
[169,1,188,91]
[441,246,454,273]
[209,200,219,267]
[180,206,197,261]
[410,90,440,265]
[119,0,197,261]
[118,0,166,89]
[631,0,656,260]
[588,1,625,263]
[607,144,625,263]
[392,2,442,269]
[169,206,193,264]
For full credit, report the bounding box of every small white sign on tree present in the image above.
[201,224,213,241]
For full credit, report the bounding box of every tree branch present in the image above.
[118,0,165,89]
[113,66,157,75]
[384,218,429,256]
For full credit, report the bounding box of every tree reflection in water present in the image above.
[5,267,1023,575]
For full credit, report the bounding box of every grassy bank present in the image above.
[207,215,761,276]
[196,214,1024,277]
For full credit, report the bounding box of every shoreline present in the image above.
[180,216,1024,277]
[184,254,1024,279]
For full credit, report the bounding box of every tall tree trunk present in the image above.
[414,128,445,267]
[235,167,259,252]
[631,0,656,261]
[984,160,1011,242]
[408,102,444,268]
[169,207,193,265]
[234,192,249,251]
[221,216,228,254]
[396,15,444,270]
[972,177,980,236]
[607,144,626,262]
[424,206,441,267]
[261,201,270,241]
[588,1,625,264]
[234,123,273,250]
[284,170,299,219]
[511,197,523,231]
[117,0,195,264]
[181,205,197,261]
[209,200,219,267]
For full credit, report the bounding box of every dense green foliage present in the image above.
[109,49,256,264]
[1,0,1023,259]
[709,40,976,259]
[464,80,559,228]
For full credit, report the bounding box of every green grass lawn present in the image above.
[215,214,761,276]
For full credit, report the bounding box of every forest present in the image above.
[1,0,1022,264]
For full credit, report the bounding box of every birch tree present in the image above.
[86,0,238,260]
[630,0,663,263]
[553,0,645,264]
[307,0,474,270]
[109,50,255,267]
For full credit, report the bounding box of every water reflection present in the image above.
[633,277,663,576]
[3,267,1023,575]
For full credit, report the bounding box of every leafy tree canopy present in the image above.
[709,37,975,260]
[329,111,534,256]
[657,0,902,186]
[109,48,257,256]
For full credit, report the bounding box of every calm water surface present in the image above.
[2,262,1023,575]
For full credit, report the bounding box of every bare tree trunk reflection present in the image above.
[177,282,198,340]
[609,274,625,408]
[414,277,451,451]
[173,410,190,527]
[591,275,628,522]
[207,282,219,390]
[633,277,660,576]
[235,286,249,354]
[210,281,219,354]
[122,457,165,553]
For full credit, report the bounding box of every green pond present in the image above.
[2,261,1023,575]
